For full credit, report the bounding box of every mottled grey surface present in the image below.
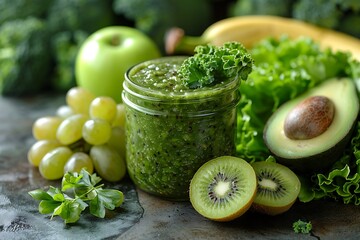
[1,94,360,240]
[0,95,143,240]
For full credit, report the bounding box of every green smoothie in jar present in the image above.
[122,42,253,200]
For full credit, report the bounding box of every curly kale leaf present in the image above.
[179,42,253,89]
[293,219,313,234]
[300,121,360,205]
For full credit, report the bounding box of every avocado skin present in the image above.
[265,118,357,173]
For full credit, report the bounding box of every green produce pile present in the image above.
[0,0,115,96]
[235,36,360,205]
[230,0,360,38]
[0,0,214,96]
[1,0,359,97]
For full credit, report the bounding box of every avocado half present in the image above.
[264,78,359,173]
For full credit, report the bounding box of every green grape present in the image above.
[39,146,73,180]
[66,87,95,115]
[112,103,126,128]
[90,144,126,182]
[108,126,126,160]
[63,152,94,174]
[82,119,112,145]
[56,105,74,119]
[89,96,117,123]
[56,114,88,145]
[32,116,63,140]
[27,140,62,167]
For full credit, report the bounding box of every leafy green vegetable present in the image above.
[293,0,341,29]
[235,36,360,205]
[51,30,88,92]
[293,219,312,234]
[230,0,360,39]
[236,36,356,163]
[230,0,293,17]
[179,42,253,89]
[113,0,212,51]
[0,17,53,96]
[338,13,360,38]
[299,121,360,205]
[47,0,115,34]
[0,0,53,25]
[28,169,124,224]
[293,0,360,38]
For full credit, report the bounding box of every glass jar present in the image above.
[122,56,240,201]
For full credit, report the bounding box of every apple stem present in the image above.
[110,35,120,46]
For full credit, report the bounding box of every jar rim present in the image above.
[123,56,241,102]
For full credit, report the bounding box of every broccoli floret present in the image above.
[334,0,360,12]
[338,13,360,38]
[51,30,89,92]
[47,0,115,34]
[293,219,313,234]
[0,0,53,24]
[292,0,342,29]
[113,0,212,51]
[229,0,294,17]
[0,17,53,96]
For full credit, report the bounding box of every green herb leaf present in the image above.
[98,189,124,209]
[28,169,124,224]
[62,171,83,191]
[28,189,53,201]
[180,42,253,89]
[53,199,87,224]
[89,194,105,218]
[39,200,62,214]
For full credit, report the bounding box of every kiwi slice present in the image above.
[189,156,257,222]
[251,161,301,216]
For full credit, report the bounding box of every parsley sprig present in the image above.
[28,169,124,224]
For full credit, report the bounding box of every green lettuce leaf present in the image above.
[235,36,360,205]
[236,36,356,163]
[304,122,360,205]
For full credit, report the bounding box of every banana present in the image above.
[166,15,360,61]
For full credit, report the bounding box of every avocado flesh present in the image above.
[264,78,359,172]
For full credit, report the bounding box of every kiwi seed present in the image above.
[251,161,301,216]
[189,156,257,222]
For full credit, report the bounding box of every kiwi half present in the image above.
[189,156,257,222]
[251,161,301,216]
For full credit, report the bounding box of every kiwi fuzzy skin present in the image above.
[250,161,301,216]
[251,199,297,216]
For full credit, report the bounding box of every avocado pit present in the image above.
[284,96,335,140]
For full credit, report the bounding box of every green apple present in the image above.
[75,26,161,102]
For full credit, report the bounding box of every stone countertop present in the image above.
[0,94,359,240]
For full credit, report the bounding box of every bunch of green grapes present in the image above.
[28,87,127,182]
